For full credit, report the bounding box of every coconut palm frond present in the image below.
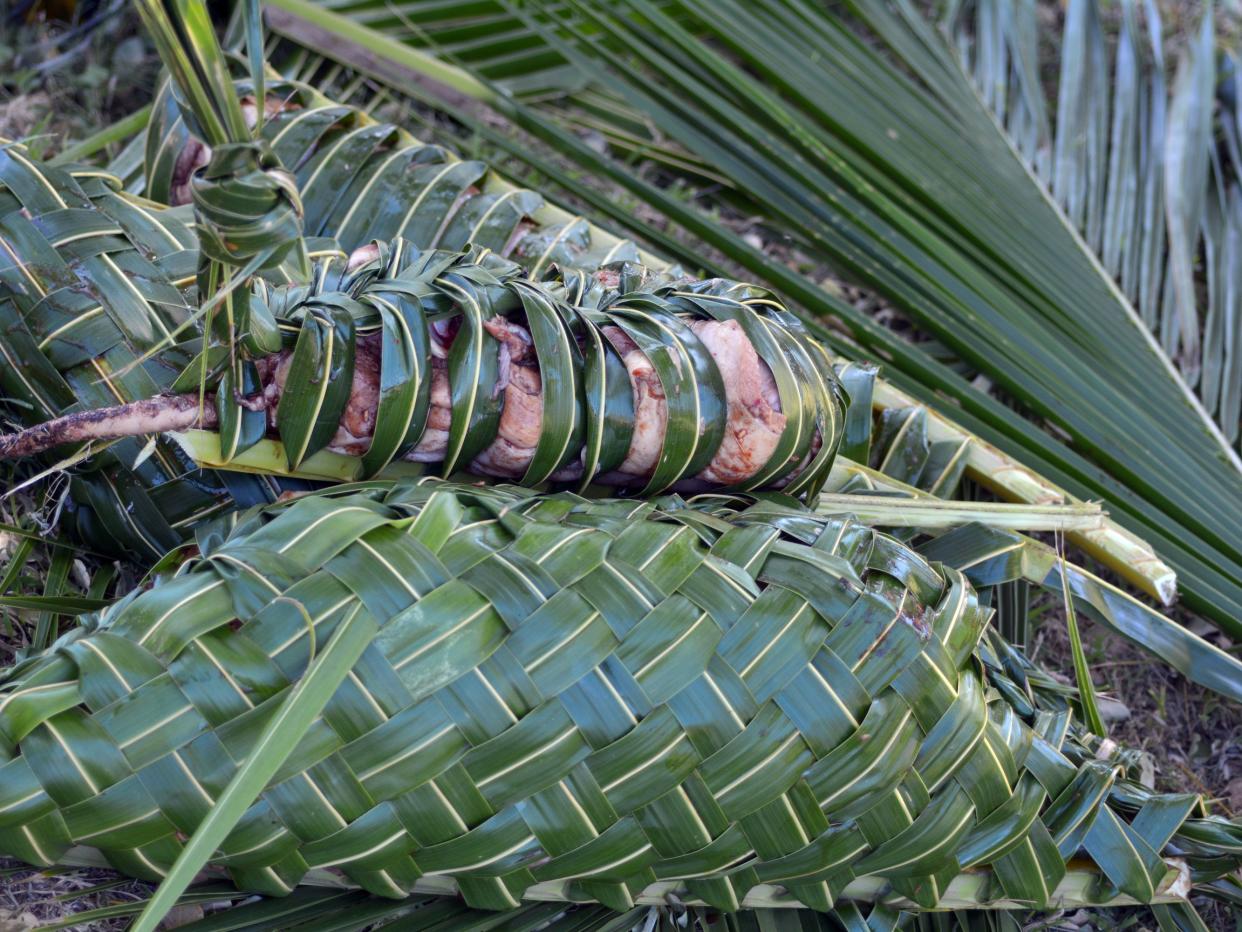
[950,0,1239,449]
[0,6,1238,931]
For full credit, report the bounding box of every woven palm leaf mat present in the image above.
[1,481,1237,913]
[0,142,322,559]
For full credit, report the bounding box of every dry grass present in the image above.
[1031,600,1242,809]
[0,861,154,930]
[0,2,159,161]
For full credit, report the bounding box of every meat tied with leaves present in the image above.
[0,245,838,494]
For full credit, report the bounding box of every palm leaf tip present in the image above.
[0,480,1237,917]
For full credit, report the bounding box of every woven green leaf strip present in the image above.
[143,76,650,272]
[196,241,844,494]
[1,481,1236,911]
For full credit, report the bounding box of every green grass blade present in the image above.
[0,594,112,613]
[128,605,378,932]
[1058,546,1107,737]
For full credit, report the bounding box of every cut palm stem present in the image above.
[870,380,1177,605]
[813,493,1105,531]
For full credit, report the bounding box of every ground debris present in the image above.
[0,860,154,931]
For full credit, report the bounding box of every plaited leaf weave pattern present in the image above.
[213,239,844,493]
[2,482,1233,913]
[0,143,279,558]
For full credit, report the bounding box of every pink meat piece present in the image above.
[470,317,543,477]
[240,314,794,487]
[257,333,382,456]
[603,325,666,478]
[690,319,785,484]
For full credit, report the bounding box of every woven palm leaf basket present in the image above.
[0,71,658,562]
[2,479,1238,917]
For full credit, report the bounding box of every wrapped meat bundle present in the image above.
[1,241,846,498]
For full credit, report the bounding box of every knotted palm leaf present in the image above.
[0,55,662,560]
[0,480,1237,916]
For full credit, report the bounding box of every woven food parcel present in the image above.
[1,481,1237,913]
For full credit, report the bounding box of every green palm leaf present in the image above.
[0,145,278,561]
[951,0,1239,438]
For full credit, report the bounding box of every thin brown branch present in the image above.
[0,395,217,460]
